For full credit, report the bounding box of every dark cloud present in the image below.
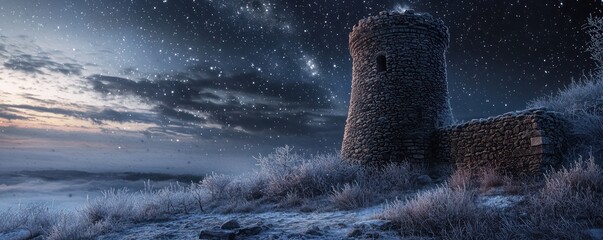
[0,104,84,117]
[0,109,28,120]
[88,109,158,125]
[0,104,157,125]
[86,69,343,137]
[3,54,83,76]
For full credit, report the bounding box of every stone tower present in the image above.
[342,10,452,165]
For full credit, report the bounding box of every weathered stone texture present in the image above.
[433,109,570,174]
[342,11,570,174]
[342,10,452,165]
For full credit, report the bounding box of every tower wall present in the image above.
[342,10,452,165]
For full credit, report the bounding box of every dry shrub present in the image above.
[377,186,491,238]
[200,173,234,200]
[448,168,476,190]
[448,167,515,194]
[477,168,512,193]
[370,162,421,191]
[530,156,603,224]
[329,182,372,210]
[546,155,603,193]
[280,191,304,208]
[256,146,362,197]
[376,183,591,239]
[0,204,67,238]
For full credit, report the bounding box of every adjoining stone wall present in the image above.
[432,109,570,174]
[342,10,453,165]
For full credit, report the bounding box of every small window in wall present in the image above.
[376,54,387,73]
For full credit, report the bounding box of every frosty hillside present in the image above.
[1,9,603,240]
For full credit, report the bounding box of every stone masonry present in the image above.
[341,10,570,173]
[342,10,452,165]
[432,108,570,174]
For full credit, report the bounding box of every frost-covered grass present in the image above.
[329,182,372,210]
[1,147,602,239]
[377,186,489,238]
[0,146,424,239]
[0,181,207,239]
[200,145,424,211]
[377,156,603,239]
[533,156,603,223]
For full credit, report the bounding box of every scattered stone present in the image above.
[417,175,433,185]
[304,226,322,236]
[238,226,263,237]
[347,228,363,238]
[198,230,236,240]
[365,232,381,239]
[220,219,240,230]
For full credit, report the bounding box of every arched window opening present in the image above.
[376,54,387,73]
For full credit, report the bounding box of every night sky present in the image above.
[0,0,602,174]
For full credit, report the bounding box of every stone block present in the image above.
[531,136,551,146]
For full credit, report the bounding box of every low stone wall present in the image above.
[432,109,570,174]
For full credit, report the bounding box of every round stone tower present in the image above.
[341,10,452,165]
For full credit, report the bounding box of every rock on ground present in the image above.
[97,205,402,239]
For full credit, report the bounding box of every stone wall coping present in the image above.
[350,10,449,49]
[352,10,443,31]
[441,107,565,131]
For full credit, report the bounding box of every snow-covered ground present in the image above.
[98,206,401,239]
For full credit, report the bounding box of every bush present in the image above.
[376,185,591,239]
[329,182,372,210]
[256,146,362,197]
[200,173,235,200]
[377,156,603,239]
[0,204,64,238]
[447,167,509,192]
[377,186,488,238]
[83,183,200,225]
[530,156,603,223]
[45,214,107,240]
[448,168,475,190]
[368,162,421,191]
